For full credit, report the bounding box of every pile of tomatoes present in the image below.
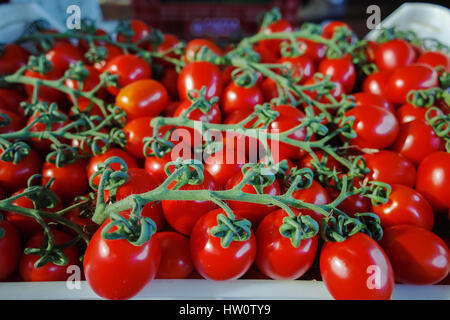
[0,11,449,301]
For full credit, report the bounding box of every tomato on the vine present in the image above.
[277,55,315,84]
[0,109,24,134]
[396,102,443,124]
[291,181,330,226]
[417,51,450,71]
[374,39,416,70]
[296,38,327,63]
[221,81,263,115]
[362,70,391,97]
[320,232,394,300]
[259,19,293,56]
[0,219,21,281]
[24,69,69,107]
[256,209,318,280]
[178,61,223,101]
[184,38,224,63]
[322,21,352,40]
[156,231,194,279]
[190,209,256,281]
[0,44,30,75]
[318,55,356,93]
[352,92,395,114]
[117,19,151,46]
[174,99,222,124]
[45,42,85,72]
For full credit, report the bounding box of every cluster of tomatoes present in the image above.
[0,13,449,301]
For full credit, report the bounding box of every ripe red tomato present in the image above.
[320,232,394,300]
[190,209,256,281]
[298,150,344,173]
[78,28,108,51]
[224,171,281,225]
[150,34,181,68]
[365,41,378,63]
[63,196,99,237]
[24,69,68,107]
[396,102,443,124]
[303,77,344,105]
[277,56,315,84]
[26,112,69,153]
[344,105,399,150]
[380,225,449,285]
[184,38,224,63]
[0,220,21,281]
[416,151,450,212]
[0,109,24,134]
[105,54,151,96]
[92,44,123,72]
[116,79,168,120]
[363,150,416,187]
[327,176,372,217]
[87,148,138,186]
[45,42,84,72]
[362,70,391,97]
[385,64,438,104]
[123,116,153,159]
[42,159,89,202]
[4,187,62,238]
[375,39,416,70]
[178,61,223,101]
[0,149,42,194]
[391,119,444,164]
[0,88,27,118]
[322,21,352,39]
[117,19,151,45]
[417,51,450,71]
[64,66,107,105]
[156,231,194,279]
[372,184,434,230]
[162,170,218,235]
[318,55,356,93]
[253,43,279,63]
[174,99,222,124]
[259,19,293,56]
[268,105,309,161]
[352,92,395,114]
[20,230,79,281]
[84,219,161,300]
[296,38,327,63]
[256,209,318,280]
[0,44,30,75]
[291,181,330,226]
[161,68,179,101]
[204,144,247,187]
[221,81,263,115]
[111,168,165,231]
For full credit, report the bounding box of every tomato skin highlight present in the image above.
[318,56,356,93]
[156,231,194,279]
[380,225,450,285]
[190,209,256,281]
[84,220,161,300]
[372,184,434,230]
[221,82,264,115]
[375,39,416,71]
[20,230,79,282]
[320,233,394,300]
[415,151,450,212]
[178,62,223,102]
[0,220,21,281]
[256,209,318,280]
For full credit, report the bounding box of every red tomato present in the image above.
[0,149,42,194]
[164,100,180,117]
[253,43,279,63]
[117,19,151,45]
[123,116,153,159]
[322,21,352,39]
[396,102,443,124]
[116,79,168,120]
[42,159,89,202]
[0,88,27,118]
[345,105,399,150]
[221,81,263,115]
[174,99,222,124]
[380,225,449,285]
[162,170,218,235]
[391,119,444,164]
[84,219,161,300]
[26,112,69,153]
[161,68,179,101]
[156,231,194,279]
[320,233,394,300]
[177,62,223,101]
[318,56,356,93]
[385,64,438,104]
[24,69,68,107]
[224,171,281,225]
[416,151,450,212]
[204,144,247,187]
[375,39,416,70]
[144,147,192,185]
[352,92,395,114]
[268,105,309,161]
[20,230,79,281]
[362,70,391,97]
[112,168,165,231]
[0,108,24,134]
[297,38,327,63]
[92,44,123,72]
[327,176,372,217]
[365,41,378,63]
[277,56,315,84]
[63,196,99,237]
[105,54,151,96]
[372,184,434,230]
[363,150,416,187]
[184,38,224,63]
[303,77,344,105]
[256,209,318,280]
[259,19,293,56]
[87,148,138,186]
[417,51,450,71]
[0,220,21,281]
[291,181,330,226]
[45,42,84,72]
[151,34,181,68]
[0,44,30,75]
[298,150,344,173]
[64,66,107,105]
[78,28,108,51]
[190,209,256,281]
[4,187,62,238]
